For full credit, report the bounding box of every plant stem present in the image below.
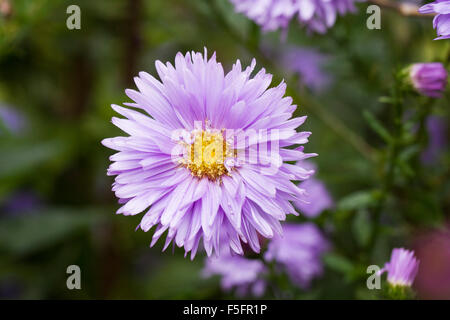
[207,0,376,162]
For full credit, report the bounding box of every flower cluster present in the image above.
[204,223,329,295]
[230,0,359,34]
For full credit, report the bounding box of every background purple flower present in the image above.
[230,0,360,34]
[414,228,450,299]
[102,50,316,259]
[295,178,334,218]
[264,223,329,288]
[203,250,267,297]
[293,161,333,218]
[419,0,450,40]
[379,248,419,287]
[261,44,333,92]
[421,115,448,164]
[0,104,25,134]
[0,191,41,217]
[409,63,448,98]
[280,46,333,92]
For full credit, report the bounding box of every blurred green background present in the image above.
[0,0,449,299]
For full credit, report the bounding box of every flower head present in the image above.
[230,0,359,34]
[419,0,450,40]
[102,49,315,259]
[203,250,267,296]
[409,63,447,98]
[264,223,329,288]
[380,248,420,287]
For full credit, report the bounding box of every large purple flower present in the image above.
[230,0,359,34]
[203,250,267,296]
[264,223,329,288]
[419,0,450,40]
[409,63,448,98]
[379,248,419,287]
[102,50,316,259]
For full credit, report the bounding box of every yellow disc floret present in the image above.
[179,128,235,181]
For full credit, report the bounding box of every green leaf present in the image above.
[378,96,394,104]
[337,190,380,211]
[0,139,66,180]
[0,207,104,255]
[363,110,392,143]
[323,253,354,275]
[398,145,420,162]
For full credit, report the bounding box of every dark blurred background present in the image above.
[0,0,449,299]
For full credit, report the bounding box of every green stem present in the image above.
[367,74,405,252]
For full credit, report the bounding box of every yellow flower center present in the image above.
[179,129,235,181]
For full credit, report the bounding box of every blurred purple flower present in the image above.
[203,250,267,297]
[421,115,447,164]
[264,223,329,288]
[295,178,334,218]
[1,191,41,217]
[409,63,448,98]
[419,0,450,40]
[230,0,360,34]
[0,279,23,299]
[102,49,315,259]
[414,228,450,299]
[379,248,419,287]
[0,104,25,134]
[280,47,333,92]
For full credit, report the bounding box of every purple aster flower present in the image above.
[203,249,267,297]
[419,0,450,40]
[230,0,359,34]
[379,248,420,287]
[264,223,329,288]
[102,49,316,259]
[409,63,448,98]
[421,115,447,164]
[295,177,334,218]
